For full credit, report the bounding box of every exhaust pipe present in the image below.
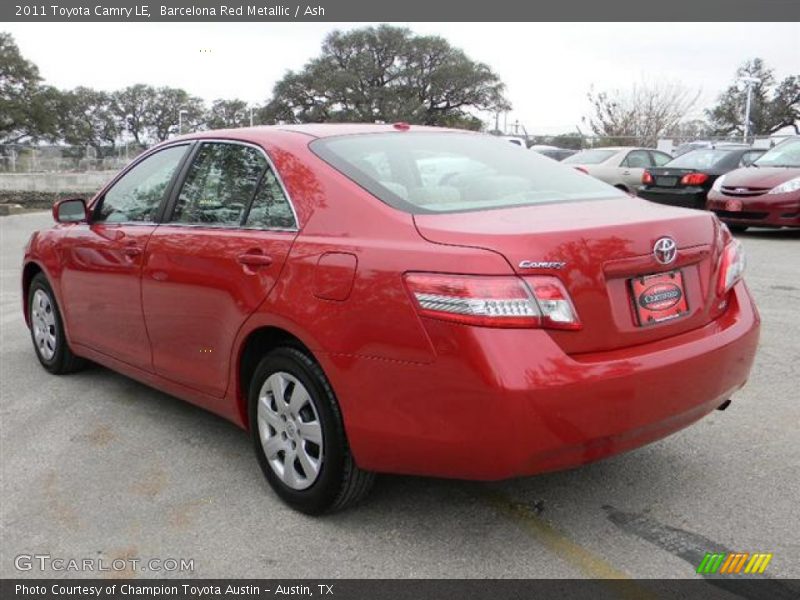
[717,399,732,411]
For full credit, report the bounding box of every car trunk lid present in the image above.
[413,197,725,354]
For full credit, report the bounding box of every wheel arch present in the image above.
[21,261,45,327]
[236,325,318,429]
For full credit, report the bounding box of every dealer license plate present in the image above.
[630,270,689,326]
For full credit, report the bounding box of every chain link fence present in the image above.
[1,134,787,174]
[0,143,149,174]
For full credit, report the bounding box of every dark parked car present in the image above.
[639,147,766,210]
[532,147,577,161]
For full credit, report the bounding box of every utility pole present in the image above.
[739,76,761,143]
[249,106,254,127]
[178,109,189,135]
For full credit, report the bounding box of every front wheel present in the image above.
[28,272,86,374]
[249,346,374,514]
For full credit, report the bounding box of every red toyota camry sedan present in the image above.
[23,124,760,513]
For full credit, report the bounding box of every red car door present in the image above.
[142,141,299,397]
[59,144,190,369]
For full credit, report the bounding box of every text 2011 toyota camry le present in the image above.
[22,124,760,513]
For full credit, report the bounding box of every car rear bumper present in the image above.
[707,190,800,228]
[323,282,760,480]
[638,187,706,210]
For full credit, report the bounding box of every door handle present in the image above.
[237,253,273,267]
[123,245,142,257]
[622,170,631,175]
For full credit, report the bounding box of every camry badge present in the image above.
[518,260,567,270]
[653,237,677,265]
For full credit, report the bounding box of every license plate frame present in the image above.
[725,199,743,212]
[630,270,689,326]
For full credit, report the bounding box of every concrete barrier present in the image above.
[0,171,115,193]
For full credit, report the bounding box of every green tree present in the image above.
[58,87,119,154]
[0,32,60,143]
[111,84,157,145]
[149,87,205,141]
[205,98,251,129]
[261,25,509,129]
[111,84,205,143]
[706,59,799,136]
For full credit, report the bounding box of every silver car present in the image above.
[563,147,673,192]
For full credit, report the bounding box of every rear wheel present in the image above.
[249,346,374,514]
[28,273,86,374]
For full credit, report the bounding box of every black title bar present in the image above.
[4,0,800,22]
[4,579,800,600]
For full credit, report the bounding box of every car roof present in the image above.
[174,123,469,144]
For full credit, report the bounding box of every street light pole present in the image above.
[178,109,189,135]
[739,76,761,143]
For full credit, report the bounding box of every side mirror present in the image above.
[53,198,88,223]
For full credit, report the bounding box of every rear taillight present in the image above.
[681,173,709,186]
[642,170,654,185]
[717,239,746,296]
[404,273,581,330]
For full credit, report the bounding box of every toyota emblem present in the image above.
[653,237,677,265]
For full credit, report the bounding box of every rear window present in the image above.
[311,133,623,214]
[666,149,732,169]
[562,149,617,165]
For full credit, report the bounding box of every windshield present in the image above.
[311,133,624,214]
[755,139,800,167]
[666,149,732,169]
[562,149,618,165]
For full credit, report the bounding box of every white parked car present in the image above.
[562,147,673,192]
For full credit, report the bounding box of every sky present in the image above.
[4,22,799,134]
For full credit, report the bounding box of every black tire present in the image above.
[248,346,374,514]
[727,224,749,234]
[28,272,86,374]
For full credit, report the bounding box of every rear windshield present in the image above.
[755,138,800,168]
[311,133,623,214]
[666,149,732,169]
[562,149,617,165]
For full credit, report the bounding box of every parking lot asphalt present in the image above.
[1,211,798,584]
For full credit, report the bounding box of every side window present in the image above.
[95,145,187,223]
[622,150,651,168]
[172,142,266,226]
[651,151,672,166]
[245,168,296,229]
